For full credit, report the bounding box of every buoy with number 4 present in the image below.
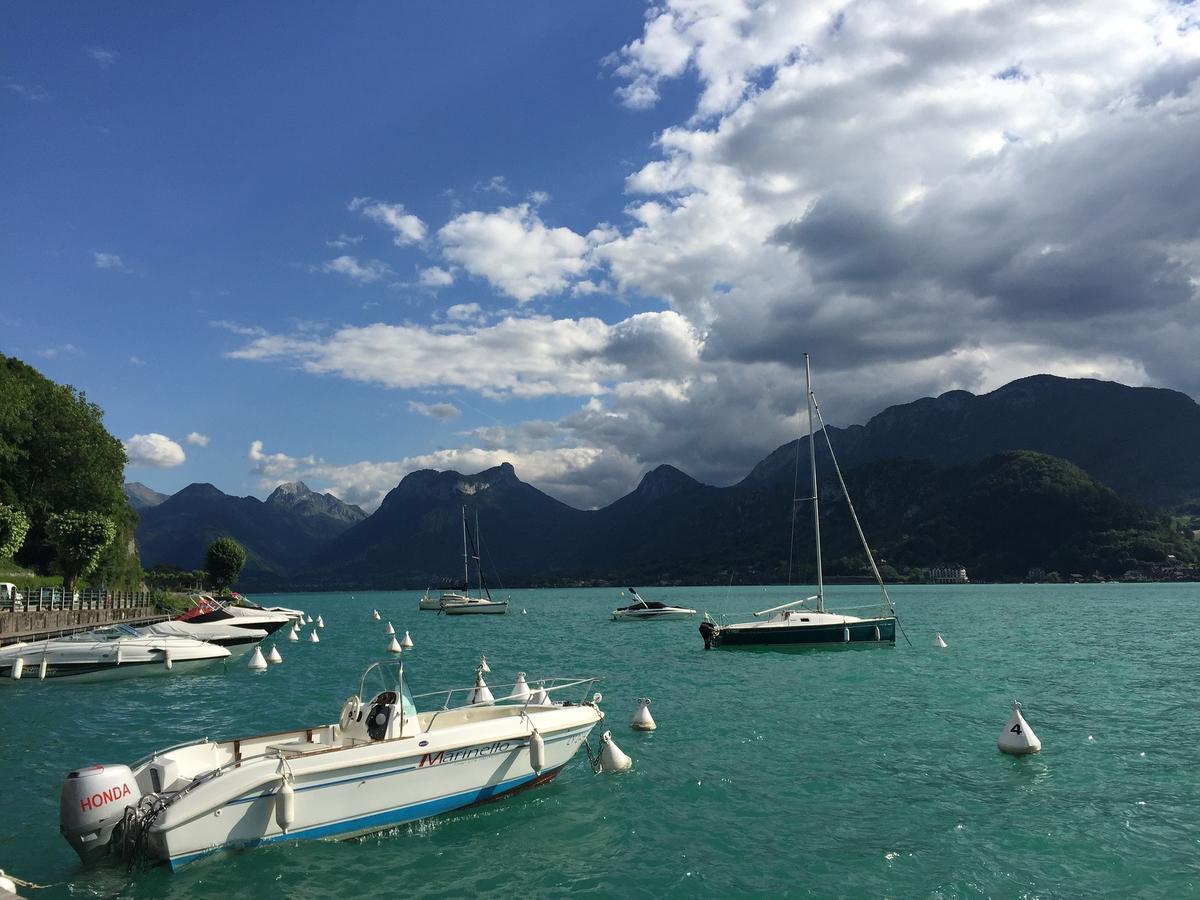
[599,731,633,772]
[631,698,657,731]
[998,701,1041,755]
[247,647,268,671]
[934,632,948,648]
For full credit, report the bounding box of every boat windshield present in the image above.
[69,624,141,641]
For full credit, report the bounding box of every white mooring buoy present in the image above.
[529,686,551,706]
[267,645,283,664]
[599,730,633,772]
[247,647,268,671]
[401,630,414,649]
[387,635,403,653]
[287,627,299,642]
[998,701,1041,755]
[372,609,381,621]
[511,672,531,701]
[305,615,313,625]
[385,621,395,635]
[522,609,527,615]
[162,648,173,670]
[469,670,494,704]
[316,615,325,628]
[479,655,491,674]
[934,632,948,648]
[630,697,657,731]
[308,630,320,644]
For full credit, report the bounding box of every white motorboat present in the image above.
[0,624,230,683]
[420,589,469,611]
[233,593,307,622]
[138,620,268,657]
[698,354,897,650]
[436,507,509,616]
[176,595,292,636]
[612,587,696,621]
[60,661,604,869]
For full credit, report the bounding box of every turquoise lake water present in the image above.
[2,583,1199,898]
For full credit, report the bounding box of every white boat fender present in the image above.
[247,647,268,671]
[372,609,381,621]
[528,727,546,773]
[385,621,395,635]
[38,656,48,680]
[872,626,881,641]
[316,615,324,628]
[275,779,295,833]
[308,630,320,643]
[843,627,851,643]
[479,655,491,673]
[9,657,23,680]
[998,702,1041,755]
[511,672,531,701]
[469,670,494,704]
[934,632,948,648]
[116,645,123,666]
[599,731,632,773]
[162,648,173,670]
[522,609,527,615]
[401,630,413,649]
[387,635,402,654]
[287,627,299,642]
[0,871,16,894]
[630,698,656,731]
[267,645,283,664]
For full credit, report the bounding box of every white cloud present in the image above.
[418,266,454,287]
[475,175,510,194]
[93,251,131,273]
[349,197,427,246]
[210,320,268,337]
[3,78,49,101]
[186,432,210,447]
[227,310,700,399]
[124,433,186,469]
[326,233,364,249]
[316,255,392,284]
[444,303,483,322]
[87,47,119,69]
[437,203,597,302]
[407,400,461,421]
[37,344,79,359]
[129,356,147,366]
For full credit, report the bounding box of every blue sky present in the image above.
[5,1,1200,510]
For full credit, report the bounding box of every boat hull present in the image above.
[0,655,226,682]
[612,609,696,620]
[152,722,595,869]
[443,603,508,615]
[704,616,896,648]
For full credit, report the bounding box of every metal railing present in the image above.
[0,588,154,613]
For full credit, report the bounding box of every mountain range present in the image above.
[131,375,1200,588]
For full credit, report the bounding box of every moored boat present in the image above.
[59,661,604,869]
[177,595,292,636]
[612,588,696,621]
[699,354,897,650]
[0,624,230,682]
[138,620,268,657]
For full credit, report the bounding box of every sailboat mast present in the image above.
[461,506,469,591]
[806,353,824,611]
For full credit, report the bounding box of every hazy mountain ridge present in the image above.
[132,376,1200,587]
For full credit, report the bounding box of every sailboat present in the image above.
[440,507,509,616]
[698,354,897,649]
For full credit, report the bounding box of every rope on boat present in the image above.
[894,614,913,647]
[0,868,52,890]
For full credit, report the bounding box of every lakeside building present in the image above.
[925,566,969,584]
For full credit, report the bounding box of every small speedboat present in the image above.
[177,595,292,636]
[233,593,307,622]
[60,661,604,869]
[612,588,696,621]
[138,620,268,657]
[0,624,230,683]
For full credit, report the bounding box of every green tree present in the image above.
[206,537,246,590]
[0,503,30,559]
[46,510,117,592]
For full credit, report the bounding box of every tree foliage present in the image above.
[0,355,137,586]
[0,503,30,559]
[46,510,117,591]
[206,536,247,589]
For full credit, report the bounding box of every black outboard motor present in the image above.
[698,621,718,650]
